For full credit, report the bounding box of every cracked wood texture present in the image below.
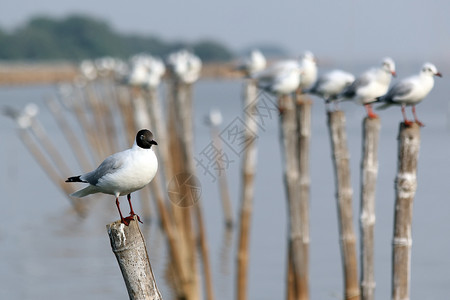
[392,123,420,300]
[327,111,360,300]
[107,217,163,300]
[360,117,381,300]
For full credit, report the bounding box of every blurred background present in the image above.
[0,1,449,299]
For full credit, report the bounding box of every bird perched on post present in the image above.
[252,62,303,95]
[375,63,442,126]
[307,69,355,110]
[235,49,267,76]
[339,57,396,118]
[66,129,158,225]
[298,51,318,92]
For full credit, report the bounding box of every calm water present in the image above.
[0,60,449,299]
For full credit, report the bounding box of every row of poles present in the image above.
[234,72,420,300]
[2,59,421,300]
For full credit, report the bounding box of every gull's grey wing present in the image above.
[383,81,414,103]
[341,73,371,98]
[82,153,125,186]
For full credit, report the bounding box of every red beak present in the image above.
[435,72,442,77]
[391,71,397,77]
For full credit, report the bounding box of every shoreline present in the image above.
[0,61,243,85]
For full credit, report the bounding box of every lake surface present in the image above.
[0,60,449,299]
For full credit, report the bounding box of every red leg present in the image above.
[401,105,413,126]
[127,194,135,215]
[116,197,129,226]
[364,104,378,119]
[125,194,142,223]
[412,105,424,127]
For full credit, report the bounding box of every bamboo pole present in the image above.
[29,117,73,177]
[107,216,163,300]
[46,97,93,172]
[83,83,110,158]
[327,111,360,300]
[210,123,233,229]
[278,94,305,298]
[359,117,381,300]
[236,79,258,300]
[68,87,102,163]
[391,123,420,300]
[294,95,312,300]
[18,129,86,216]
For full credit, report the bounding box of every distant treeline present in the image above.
[0,15,238,62]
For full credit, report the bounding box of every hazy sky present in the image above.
[1,0,449,62]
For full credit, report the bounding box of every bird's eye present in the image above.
[140,134,144,140]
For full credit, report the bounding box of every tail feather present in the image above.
[70,185,98,198]
[375,96,394,110]
[66,175,87,183]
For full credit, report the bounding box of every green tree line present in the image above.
[0,15,234,62]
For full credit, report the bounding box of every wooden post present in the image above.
[327,111,360,300]
[391,123,420,300]
[211,124,234,229]
[236,79,258,300]
[172,80,215,300]
[279,94,305,299]
[360,117,380,300]
[294,96,312,300]
[107,216,163,300]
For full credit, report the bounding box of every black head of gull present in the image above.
[136,129,158,149]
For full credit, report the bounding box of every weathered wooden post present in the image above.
[327,111,360,300]
[107,216,163,300]
[207,109,233,229]
[169,64,214,299]
[293,95,312,300]
[236,79,258,300]
[279,94,306,299]
[359,117,380,300]
[391,123,420,300]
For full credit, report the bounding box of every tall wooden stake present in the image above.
[107,216,163,300]
[360,117,380,300]
[236,79,258,300]
[294,95,312,300]
[391,123,420,300]
[327,111,360,300]
[279,94,305,299]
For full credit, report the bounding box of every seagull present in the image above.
[235,49,267,76]
[339,57,396,118]
[252,62,303,95]
[298,51,318,91]
[66,129,158,225]
[376,63,442,126]
[307,69,355,110]
[166,49,202,84]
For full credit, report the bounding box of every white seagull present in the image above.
[66,129,158,225]
[236,49,267,76]
[252,62,303,95]
[340,57,396,118]
[298,51,318,91]
[166,49,202,84]
[376,63,442,126]
[307,69,355,109]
